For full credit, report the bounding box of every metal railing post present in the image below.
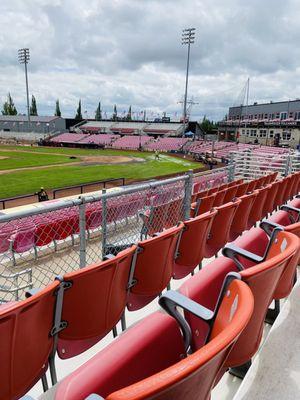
[184,170,193,220]
[101,189,107,259]
[79,201,86,268]
[284,154,291,177]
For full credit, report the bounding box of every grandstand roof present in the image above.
[0,115,60,123]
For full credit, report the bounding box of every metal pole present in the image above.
[182,41,191,137]
[79,202,86,268]
[24,61,30,125]
[101,189,107,259]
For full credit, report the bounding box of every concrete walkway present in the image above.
[233,273,300,400]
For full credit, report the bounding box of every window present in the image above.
[294,112,300,120]
[246,130,250,136]
[250,129,257,137]
[254,114,257,119]
[270,113,275,120]
[280,112,287,120]
[289,112,293,119]
[259,129,267,137]
[276,113,280,119]
[242,129,245,134]
[282,132,291,140]
[264,113,268,119]
[269,130,274,138]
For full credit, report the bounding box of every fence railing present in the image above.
[0,177,125,210]
[0,166,233,303]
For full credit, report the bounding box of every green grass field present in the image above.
[0,145,202,198]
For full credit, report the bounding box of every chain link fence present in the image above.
[0,164,248,303]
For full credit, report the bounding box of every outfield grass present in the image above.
[0,150,75,170]
[0,145,201,198]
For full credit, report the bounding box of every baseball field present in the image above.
[0,145,202,199]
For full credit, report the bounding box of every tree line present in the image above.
[1,93,134,121]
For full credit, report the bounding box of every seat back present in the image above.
[127,224,184,311]
[173,210,217,279]
[212,188,227,207]
[191,193,216,217]
[225,230,299,367]
[57,245,137,359]
[222,185,238,204]
[0,281,59,400]
[34,217,58,247]
[12,223,35,253]
[142,202,171,237]
[229,191,258,241]
[262,181,279,218]
[205,200,240,258]
[247,186,270,229]
[246,179,257,193]
[274,178,289,208]
[207,187,219,196]
[235,182,249,197]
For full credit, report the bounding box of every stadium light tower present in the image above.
[181,28,195,136]
[18,48,30,124]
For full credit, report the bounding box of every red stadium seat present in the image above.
[127,224,184,311]
[235,182,249,197]
[190,193,216,217]
[246,178,257,193]
[229,191,257,241]
[180,228,299,377]
[0,280,60,400]
[47,278,253,400]
[261,181,279,219]
[204,199,240,258]
[55,245,137,366]
[246,186,270,229]
[222,185,238,204]
[173,210,217,279]
[212,188,227,207]
[207,186,219,195]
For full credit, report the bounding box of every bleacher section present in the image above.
[1,169,300,400]
[110,135,152,149]
[144,137,189,151]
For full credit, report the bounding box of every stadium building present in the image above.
[218,99,300,148]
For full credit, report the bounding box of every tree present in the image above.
[75,99,82,119]
[30,95,38,116]
[126,105,132,121]
[55,99,61,117]
[112,104,117,121]
[95,102,102,121]
[200,116,216,135]
[2,93,17,115]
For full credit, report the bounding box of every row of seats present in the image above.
[2,171,300,399]
[36,177,300,399]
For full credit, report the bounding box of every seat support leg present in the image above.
[121,312,126,331]
[265,299,280,324]
[41,374,49,392]
[49,355,57,385]
[112,326,118,338]
[229,360,252,379]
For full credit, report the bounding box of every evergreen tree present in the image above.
[30,95,38,116]
[75,99,82,119]
[126,105,132,121]
[2,93,17,115]
[95,102,102,121]
[200,116,216,135]
[55,99,61,117]
[112,104,117,121]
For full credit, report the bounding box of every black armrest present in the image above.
[222,244,263,271]
[260,220,283,237]
[159,290,214,352]
[223,226,283,270]
[25,288,42,298]
[280,205,300,223]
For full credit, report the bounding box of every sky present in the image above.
[0,0,300,121]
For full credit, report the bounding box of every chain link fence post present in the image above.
[184,170,193,220]
[101,189,107,259]
[284,154,291,176]
[79,200,86,268]
[228,153,235,182]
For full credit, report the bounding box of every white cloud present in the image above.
[0,0,299,120]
